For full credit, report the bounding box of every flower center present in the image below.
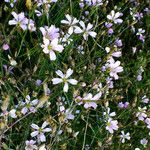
[38,128,43,133]
[107,122,111,127]
[63,78,68,83]
[48,45,52,51]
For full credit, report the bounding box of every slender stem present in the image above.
[82,112,89,150]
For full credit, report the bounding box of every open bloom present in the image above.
[61,14,79,35]
[21,95,39,115]
[31,121,51,142]
[41,38,64,60]
[83,93,102,109]
[107,10,123,24]
[25,140,37,150]
[8,12,28,30]
[108,58,123,80]
[74,21,97,40]
[136,107,147,121]
[52,68,78,92]
[140,138,148,147]
[9,109,17,118]
[40,25,60,40]
[120,131,130,143]
[106,118,119,133]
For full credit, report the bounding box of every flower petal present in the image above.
[68,79,78,85]
[65,68,73,78]
[52,78,63,84]
[43,128,52,132]
[31,131,39,137]
[63,82,69,92]
[49,50,56,60]
[31,124,39,129]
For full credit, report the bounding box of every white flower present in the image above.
[103,107,116,119]
[108,58,123,80]
[120,131,130,143]
[39,144,47,150]
[83,93,102,109]
[31,121,51,142]
[61,14,79,35]
[106,118,119,133]
[9,109,17,118]
[52,68,78,92]
[41,38,64,61]
[107,10,123,24]
[74,21,97,40]
[136,28,145,36]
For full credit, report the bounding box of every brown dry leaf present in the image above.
[1,95,10,111]
[36,95,49,109]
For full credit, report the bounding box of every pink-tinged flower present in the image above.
[115,39,122,47]
[137,74,142,81]
[145,118,150,129]
[124,102,129,108]
[2,43,9,50]
[140,138,148,147]
[25,140,37,150]
[142,96,149,103]
[83,93,102,109]
[105,22,113,28]
[120,131,130,143]
[108,28,114,35]
[111,51,122,58]
[134,12,143,20]
[118,102,129,109]
[136,107,147,121]
[31,121,51,142]
[52,68,78,92]
[107,10,123,24]
[41,38,63,61]
[40,25,60,40]
[61,14,79,35]
[74,21,97,40]
[21,95,39,115]
[106,118,119,133]
[8,12,28,30]
[108,58,123,80]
